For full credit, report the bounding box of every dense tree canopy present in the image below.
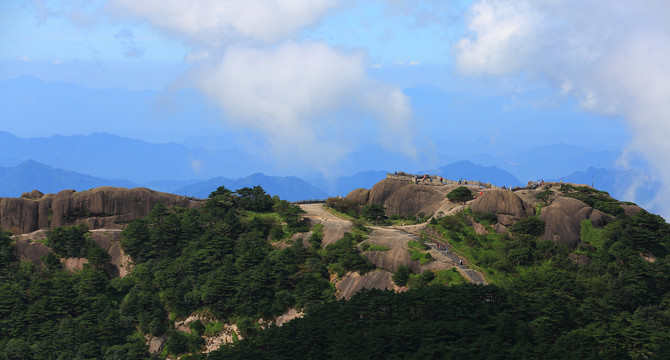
[1,185,670,359]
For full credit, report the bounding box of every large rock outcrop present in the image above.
[336,269,396,299]
[13,238,53,265]
[1,187,202,234]
[346,188,370,204]
[345,179,447,217]
[540,197,611,247]
[470,190,535,226]
[14,229,132,277]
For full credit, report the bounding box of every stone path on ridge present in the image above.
[300,204,488,285]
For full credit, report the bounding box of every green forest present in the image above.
[1,185,670,359]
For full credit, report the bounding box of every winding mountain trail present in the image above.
[299,204,488,285]
[385,225,488,285]
[299,204,353,247]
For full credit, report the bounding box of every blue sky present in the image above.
[2,0,670,214]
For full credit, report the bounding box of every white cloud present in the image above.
[454,0,670,217]
[105,1,416,170]
[184,50,210,63]
[109,0,339,45]
[194,41,414,170]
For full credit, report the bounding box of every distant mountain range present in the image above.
[0,131,268,183]
[0,158,656,213]
[0,76,632,180]
[173,173,329,201]
[0,160,139,197]
[0,160,328,202]
[424,160,522,187]
[559,167,659,205]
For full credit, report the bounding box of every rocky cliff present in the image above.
[346,179,624,248]
[346,178,453,217]
[0,186,201,234]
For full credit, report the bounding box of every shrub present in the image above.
[593,201,625,217]
[447,187,473,202]
[234,186,273,212]
[407,240,430,250]
[325,234,376,275]
[360,243,390,252]
[408,249,433,265]
[309,223,324,248]
[535,190,553,204]
[472,211,498,224]
[439,216,465,232]
[509,217,545,237]
[392,265,411,286]
[362,204,388,224]
[204,321,224,336]
[325,197,360,216]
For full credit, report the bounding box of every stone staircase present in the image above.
[422,228,487,285]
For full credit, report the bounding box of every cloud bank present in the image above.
[454,0,670,217]
[109,0,415,171]
[110,0,338,45]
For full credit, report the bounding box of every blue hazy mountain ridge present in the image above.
[0,131,267,183]
[404,84,629,158]
[0,75,222,144]
[0,159,329,202]
[423,160,523,187]
[559,167,659,206]
[141,179,205,194]
[173,173,330,201]
[0,160,139,197]
[303,170,389,197]
[1,76,629,181]
[0,76,271,181]
[503,144,621,182]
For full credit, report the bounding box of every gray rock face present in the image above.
[345,179,448,217]
[21,190,44,200]
[621,204,643,217]
[336,269,395,299]
[0,187,202,234]
[470,190,534,225]
[365,249,422,274]
[540,197,611,247]
[13,238,53,265]
[346,188,370,204]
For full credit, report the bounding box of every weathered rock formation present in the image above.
[336,269,397,299]
[346,179,449,217]
[622,204,643,217]
[365,249,422,274]
[540,197,611,247]
[13,237,53,264]
[13,229,132,277]
[1,187,202,234]
[346,188,370,204]
[470,190,535,226]
[21,190,44,200]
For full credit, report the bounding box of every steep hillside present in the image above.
[2,178,669,359]
[212,180,670,359]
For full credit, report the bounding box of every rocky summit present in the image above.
[2,176,669,359]
[0,186,201,234]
